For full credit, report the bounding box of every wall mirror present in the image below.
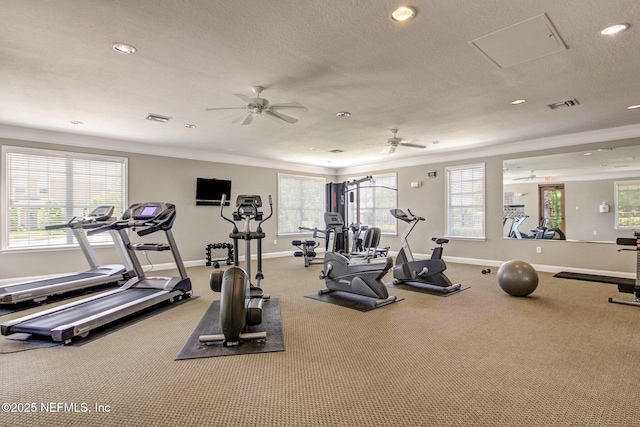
[503,144,640,242]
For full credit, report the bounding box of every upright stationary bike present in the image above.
[390,208,461,293]
[200,194,273,346]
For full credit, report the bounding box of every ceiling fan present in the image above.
[206,86,306,125]
[383,129,426,154]
[513,171,537,181]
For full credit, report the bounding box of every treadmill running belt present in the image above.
[8,288,164,336]
[0,272,102,293]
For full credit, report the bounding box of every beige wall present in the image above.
[2,135,639,281]
[0,137,334,280]
[340,137,640,275]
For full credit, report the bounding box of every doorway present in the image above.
[538,184,565,233]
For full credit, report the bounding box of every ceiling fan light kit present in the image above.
[384,128,426,154]
[206,86,306,125]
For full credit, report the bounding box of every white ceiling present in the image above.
[1,1,639,174]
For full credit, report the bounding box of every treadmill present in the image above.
[1,202,192,343]
[0,206,133,305]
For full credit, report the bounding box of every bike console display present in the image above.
[324,212,344,228]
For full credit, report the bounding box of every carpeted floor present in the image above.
[1,257,640,426]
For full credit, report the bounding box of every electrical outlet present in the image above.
[273,239,278,245]
[536,246,542,254]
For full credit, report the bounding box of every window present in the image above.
[277,173,326,234]
[347,173,397,234]
[615,180,640,229]
[2,146,127,250]
[446,163,485,238]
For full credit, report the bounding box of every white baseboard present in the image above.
[1,251,634,285]
[442,256,636,279]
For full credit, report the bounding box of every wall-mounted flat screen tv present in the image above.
[196,178,232,205]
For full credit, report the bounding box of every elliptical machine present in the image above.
[390,208,461,293]
[199,194,273,347]
[319,212,397,307]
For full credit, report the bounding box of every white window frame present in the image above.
[2,146,128,251]
[347,173,397,235]
[614,180,640,229]
[277,173,326,235]
[445,163,485,239]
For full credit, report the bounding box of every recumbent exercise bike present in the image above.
[318,212,397,307]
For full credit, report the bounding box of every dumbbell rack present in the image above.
[205,242,234,268]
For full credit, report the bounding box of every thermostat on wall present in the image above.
[427,171,437,178]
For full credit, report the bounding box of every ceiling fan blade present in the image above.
[234,93,255,104]
[265,110,298,124]
[205,106,247,111]
[401,142,426,149]
[270,102,307,110]
[240,112,254,126]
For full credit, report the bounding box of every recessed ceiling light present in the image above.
[391,6,416,22]
[112,42,137,54]
[329,149,345,153]
[583,152,593,156]
[627,104,640,110]
[69,120,83,125]
[432,140,440,144]
[310,147,318,151]
[511,99,526,105]
[600,24,629,35]
[336,111,351,117]
[184,124,196,129]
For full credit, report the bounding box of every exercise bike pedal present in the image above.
[249,285,270,300]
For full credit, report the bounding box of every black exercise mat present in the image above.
[553,272,634,287]
[176,298,284,360]
[304,291,403,312]
[386,282,470,297]
[0,282,121,317]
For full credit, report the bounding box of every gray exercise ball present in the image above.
[497,260,539,297]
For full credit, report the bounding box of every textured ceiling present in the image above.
[1,0,639,172]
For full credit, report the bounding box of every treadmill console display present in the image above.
[138,206,158,219]
[88,206,114,220]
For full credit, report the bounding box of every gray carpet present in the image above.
[305,291,403,311]
[176,297,284,359]
[4,260,640,426]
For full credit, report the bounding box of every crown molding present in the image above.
[0,124,337,176]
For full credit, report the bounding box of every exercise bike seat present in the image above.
[432,237,449,245]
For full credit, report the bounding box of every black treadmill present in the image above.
[1,202,192,343]
[0,206,133,305]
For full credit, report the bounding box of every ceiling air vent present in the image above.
[145,113,172,122]
[547,99,579,110]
